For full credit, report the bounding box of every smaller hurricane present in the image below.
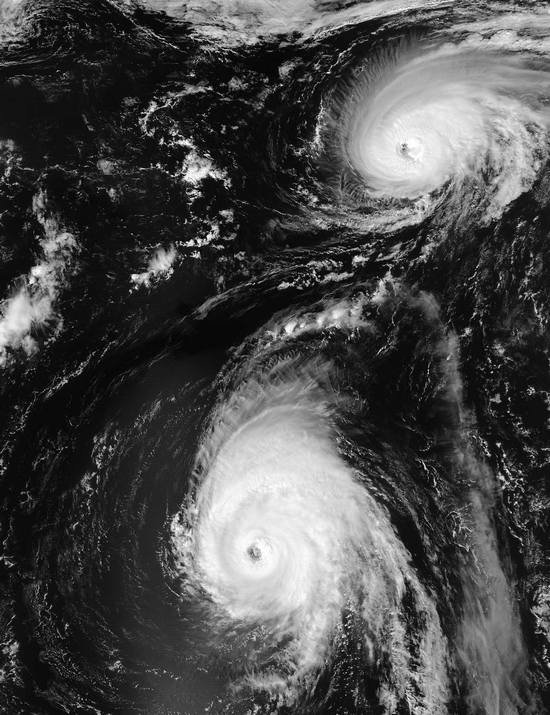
[318,42,550,227]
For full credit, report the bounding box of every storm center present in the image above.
[247,544,262,561]
[397,136,422,161]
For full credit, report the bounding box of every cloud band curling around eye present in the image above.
[172,363,449,710]
[316,43,550,226]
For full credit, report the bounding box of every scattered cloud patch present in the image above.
[131,245,177,289]
[0,191,78,367]
[180,145,231,200]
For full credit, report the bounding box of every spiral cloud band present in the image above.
[168,286,531,713]
[174,368,450,710]
[345,50,549,204]
[312,40,550,232]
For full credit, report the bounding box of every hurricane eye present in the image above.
[247,543,262,561]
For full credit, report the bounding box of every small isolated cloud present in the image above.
[131,245,177,288]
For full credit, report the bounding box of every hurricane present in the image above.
[0,1,549,714]
[323,45,550,220]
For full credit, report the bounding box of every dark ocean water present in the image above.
[0,1,549,713]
